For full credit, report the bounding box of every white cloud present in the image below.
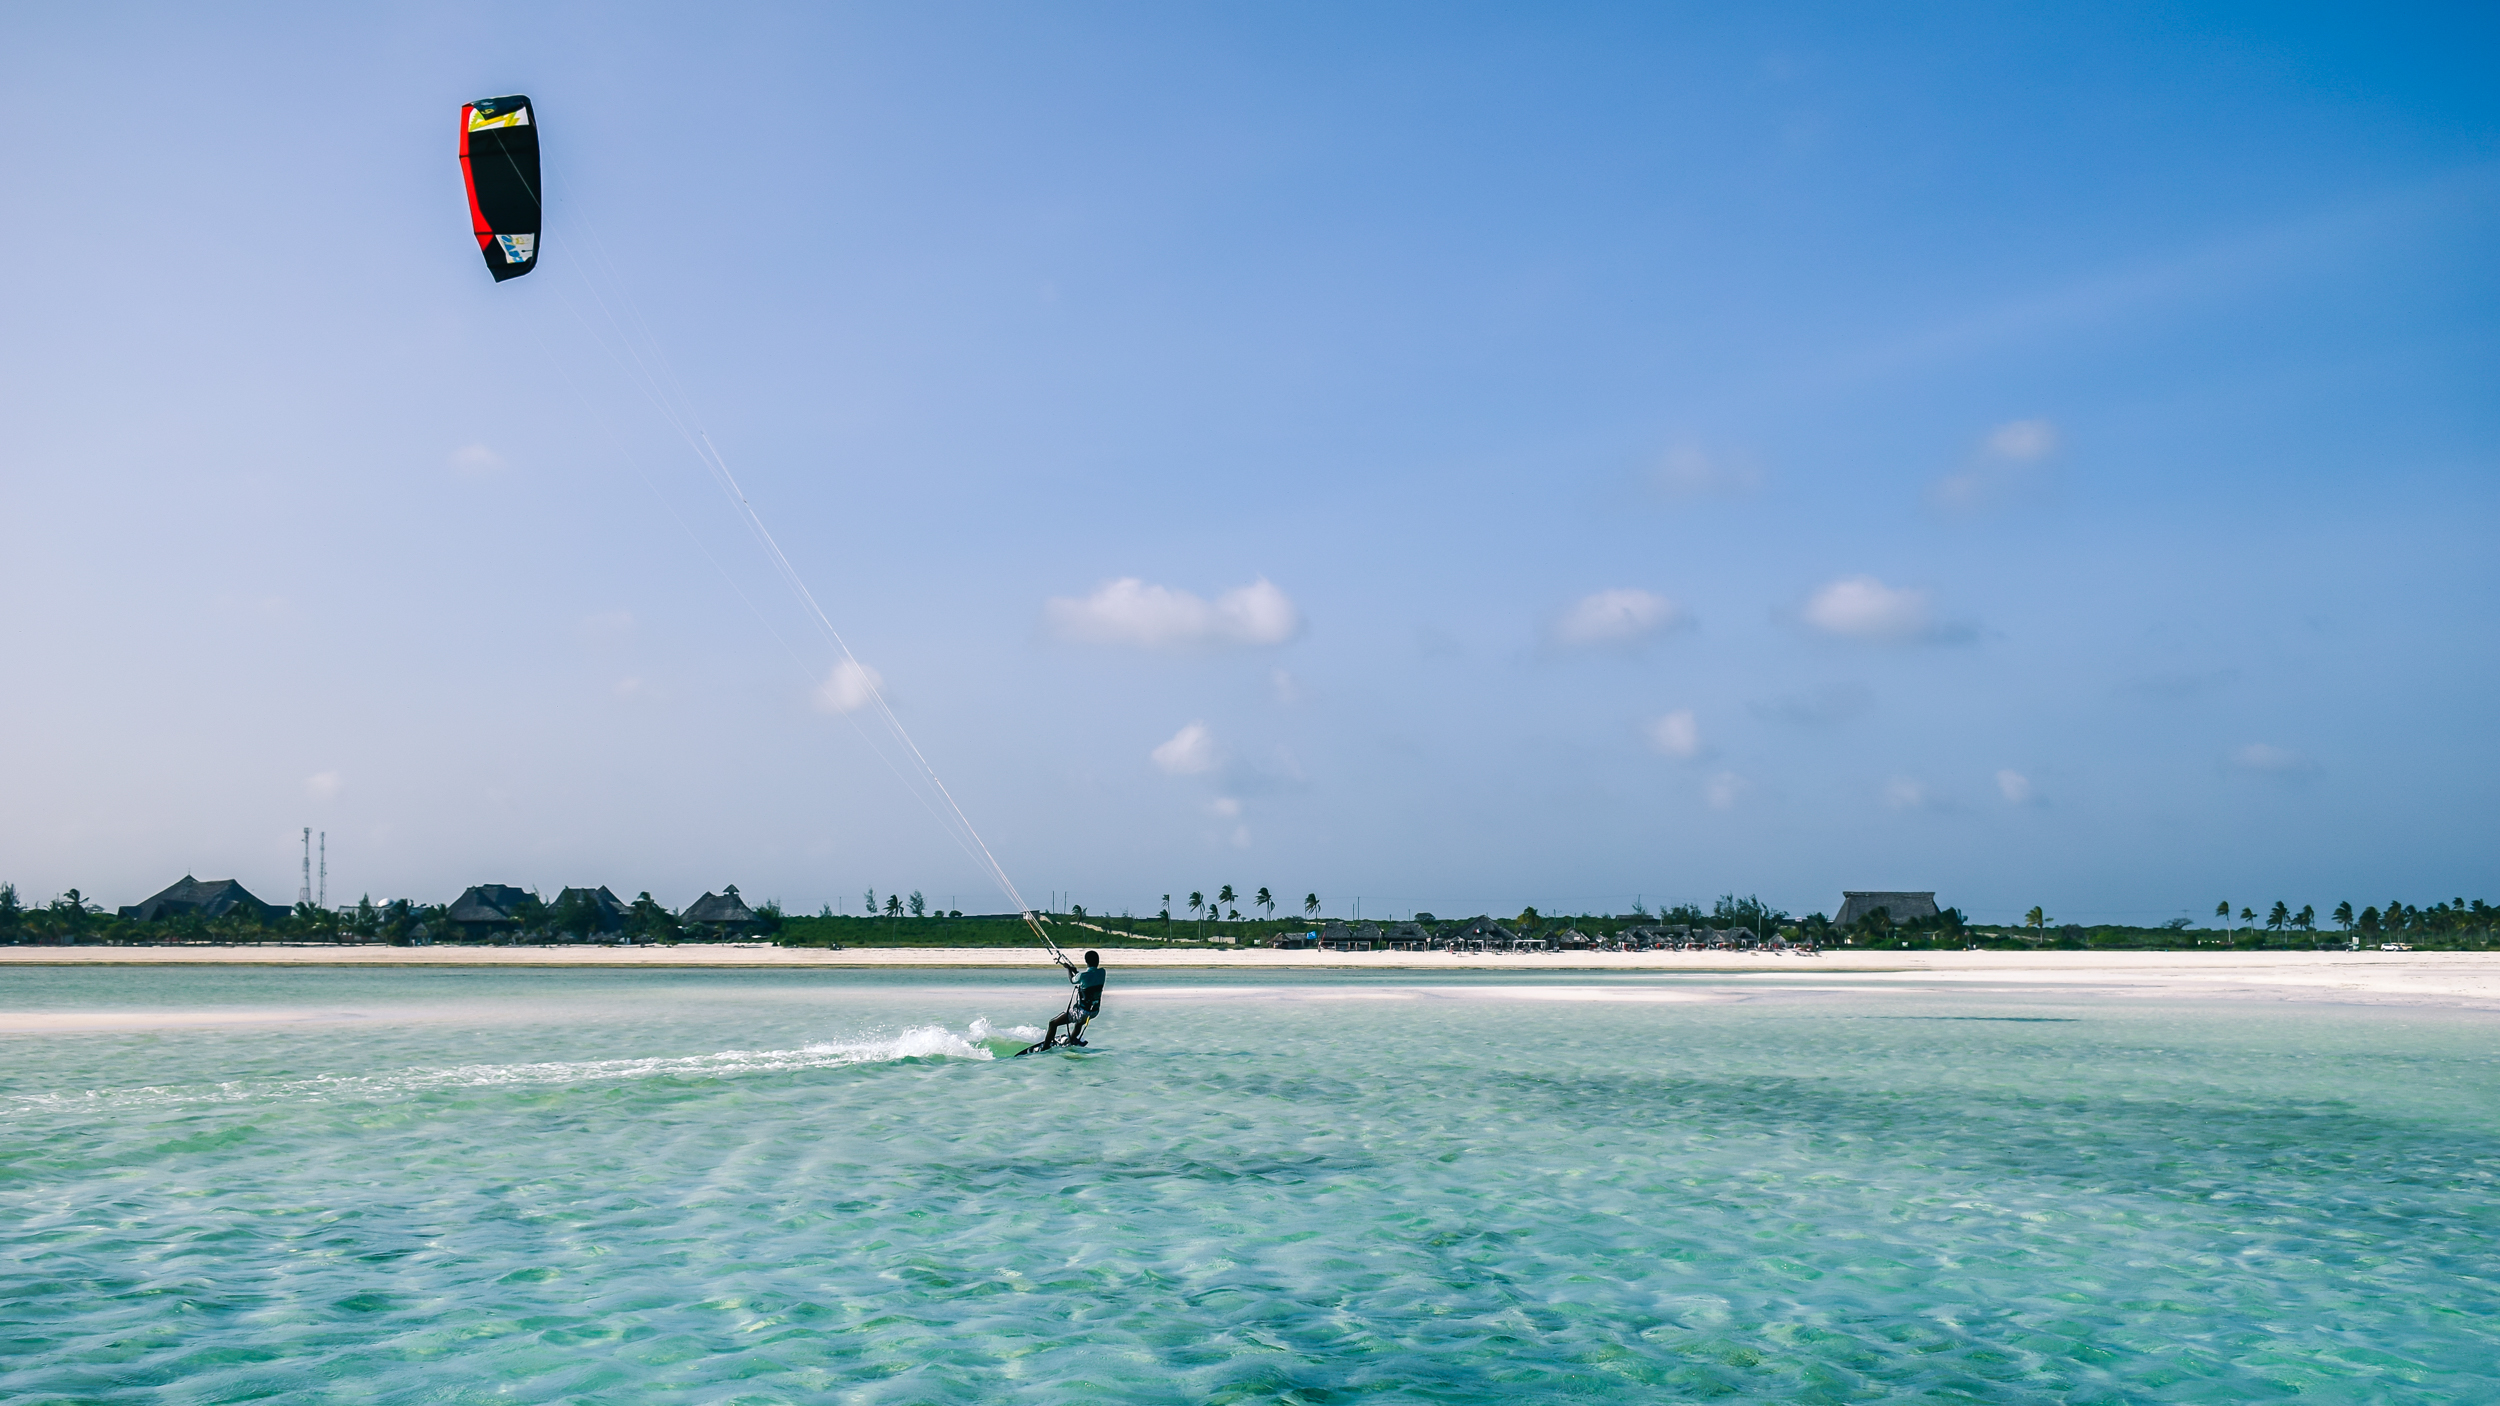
[1883,776,1928,811]
[1996,769,2035,804]
[1046,577,1302,650]
[1802,576,1935,642]
[1652,444,1762,502]
[1270,669,1304,704]
[1554,588,1692,648]
[1705,771,1749,810]
[305,771,342,800]
[813,659,885,715]
[1647,710,1701,759]
[449,443,504,476]
[1230,825,1253,849]
[1152,722,1221,776]
[1930,419,2060,512]
[1209,796,1243,818]
[1985,419,2059,460]
[2232,742,2312,773]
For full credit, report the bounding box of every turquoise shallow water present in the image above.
[3,969,2496,1403]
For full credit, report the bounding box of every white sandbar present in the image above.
[4,944,2496,1006]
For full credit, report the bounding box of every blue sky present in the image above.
[3,2,2493,924]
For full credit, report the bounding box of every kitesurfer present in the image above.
[1023,950,1104,1054]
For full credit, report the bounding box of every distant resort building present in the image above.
[1383,922,1431,950]
[447,884,534,941]
[86,878,758,945]
[1315,922,1388,951]
[1440,916,1523,950]
[681,886,761,936]
[551,885,631,938]
[119,876,287,923]
[1835,891,1940,926]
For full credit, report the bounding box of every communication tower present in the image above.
[299,827,312,906]
[318,832,327,909]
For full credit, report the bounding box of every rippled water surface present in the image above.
[5,968,2497,1403]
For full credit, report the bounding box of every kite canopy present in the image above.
[459,95,539,281]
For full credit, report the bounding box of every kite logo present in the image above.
[496,233,537,264]
[468,106,532,132]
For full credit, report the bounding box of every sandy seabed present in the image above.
[4,943,2497,1007]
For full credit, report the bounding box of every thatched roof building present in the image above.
[1835,891,1939,926]
[120,876,286,923]
[1439,916,1518,947]
[552,885,631,937]
[448,884,534,939]
[681,886,760,932]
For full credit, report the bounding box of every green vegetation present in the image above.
[0,882,780,946]
[776,914,1202,949]
[4,876,2491,952]
[1845,894,2499,952]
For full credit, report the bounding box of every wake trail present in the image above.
[1,1021,1044,1117]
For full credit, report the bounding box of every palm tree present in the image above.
[1188,891,1203,919]
[2296,905,2315,932]
[2215,900,2230,938]
[1217,885,1237,913]
[2267,901,2289,934]
[2333,901,2354,931]
[1160,894,1172,925]
[1255,887,1274,919]
[884,893,903,919]
[1303,892,1321,920]
[2024,906,2048,933]
[2239,906,2254,926]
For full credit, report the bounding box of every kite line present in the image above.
[462,92,1062,959]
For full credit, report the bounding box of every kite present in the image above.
[459,95,540,281]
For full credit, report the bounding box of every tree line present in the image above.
[0,884,784,945]
[2203,897,2494,940]
[7,878,2488,950]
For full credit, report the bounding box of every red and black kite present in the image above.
[459,95,540,281]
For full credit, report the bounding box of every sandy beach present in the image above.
[6,943,2498,1007]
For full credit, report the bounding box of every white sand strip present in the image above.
[3,945,2497,1004]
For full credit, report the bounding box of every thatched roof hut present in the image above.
[448,884,533,939]
[1440,916,1518,948]
[552,885,631,937]
[682,886,760,933]
[1384,922,1430,950]
[1835,891,1939,926]
[120,876,286,923]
